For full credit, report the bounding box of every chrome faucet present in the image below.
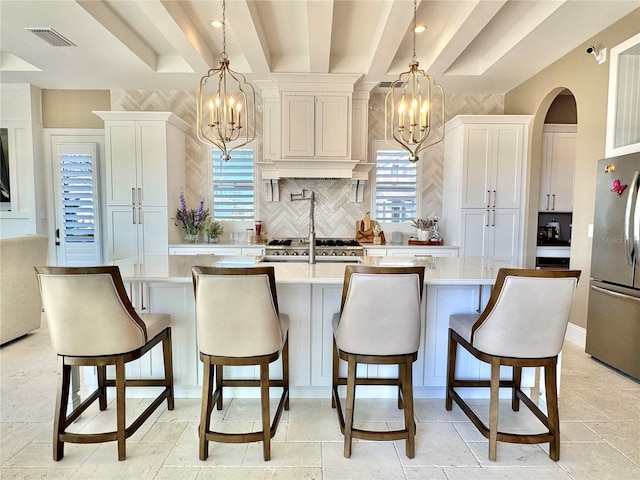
[290,190,316,264]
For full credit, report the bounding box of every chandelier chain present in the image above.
[412,0,417,61]
[221,0,227,56]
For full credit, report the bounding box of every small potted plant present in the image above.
[176,192,209,243]
[202,218,224,243]
[411,218,434,241]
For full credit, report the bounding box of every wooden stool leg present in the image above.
[331,338,339,409]
[488,358,500,461]
[260,361,271,461]
[199,360,214,461]
[545,360,560,461]
[445,330,457,411]
[115,358,127,461]
[397,362,404,410]
[162,329,175,410]
[97,365,107,411]
[402,357,416,459]
[282,334,290,411]
[512,366,522,412]
[53,356,70,461]
[215,365,224,410]
[344,355,357,458]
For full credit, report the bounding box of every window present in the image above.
[374,147,417,222]
[212,148,255,220]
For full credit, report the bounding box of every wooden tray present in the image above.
[408,238,444,246]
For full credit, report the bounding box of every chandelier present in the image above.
[384,0,445,163]
[196,0,256,161]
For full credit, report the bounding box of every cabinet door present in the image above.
[281,94,315,157]
[137,122,168,206]
[365,248,386,257]
[461,126,492,208]
[139,207,168,256]
[105,122,137,205]
[489,209,520,263]
[548,133,576,212]
[460,209,489,257]
[492,124,523,209]
[106,206,139,260]
[262,99,281,161]
[315,95,349,157]
[539,132,554,211]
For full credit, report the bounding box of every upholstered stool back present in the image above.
[471,272,579,358]
[193,269,286,358]
[335,271,423,356]
[37,267,147,356]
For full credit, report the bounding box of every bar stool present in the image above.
[191,266,289,461]
[446,268,580,461]
[34,266,174,461]
[332,265,425,458]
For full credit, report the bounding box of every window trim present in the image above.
[371,139,422,226]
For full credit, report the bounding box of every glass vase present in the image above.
[184,233,198,243]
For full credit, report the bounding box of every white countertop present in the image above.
[112,255,512,285]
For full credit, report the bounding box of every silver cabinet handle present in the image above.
[138,188,142,204]
[132,188,136,206]
[486,210,490,227]
[551,194,556,210]
[138,207,143,225]
[491,209,495,227]
[132,206,136,224]
[486,191,490,207]
[546,194,550,210]
[492,190,496,208]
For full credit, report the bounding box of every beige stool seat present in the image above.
[446,268,581,461]
[192,266,289,462]
[34,266,174,461]
[332,265,425,458]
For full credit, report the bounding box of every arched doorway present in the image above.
[535,90,577,270]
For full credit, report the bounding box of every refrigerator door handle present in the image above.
[591,284,640,305]
[624,171,639,265]
[634,172,640,262]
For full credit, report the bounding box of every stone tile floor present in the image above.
[1,323,638,479]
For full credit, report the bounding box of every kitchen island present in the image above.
[99,256,533,399]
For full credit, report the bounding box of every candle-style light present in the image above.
[196,0,256,161]
[384,0,445,163]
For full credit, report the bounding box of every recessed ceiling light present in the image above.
[211,19,223,28]
[414,25,426,33]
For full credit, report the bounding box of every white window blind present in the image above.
[374,149,417,222]
[213,149,255,219]
[60,153,96,242]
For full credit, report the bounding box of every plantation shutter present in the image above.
[374,150,417,222]
[213,149,255,219]
[60,153,96,242]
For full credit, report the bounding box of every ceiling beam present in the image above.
[77,0,157,71]
[225,0,272,75]
[306,0,334,73]
[365,0,417,78]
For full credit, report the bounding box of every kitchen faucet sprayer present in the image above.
[290,190,316,264]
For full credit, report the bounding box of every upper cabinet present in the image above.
[606,32,640,157]
[447,116,527,210]
[281,93,349,158]
[539,124,576,212]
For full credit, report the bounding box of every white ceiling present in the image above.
[0,0,637,94]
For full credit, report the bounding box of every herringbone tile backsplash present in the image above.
[112,89,503,238]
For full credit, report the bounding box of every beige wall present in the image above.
[42,90,110,128]
[504,9,640,329]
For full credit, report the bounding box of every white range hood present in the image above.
[258,159,372,180]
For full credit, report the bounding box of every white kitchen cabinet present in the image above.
[281,93,349,158]
[459,209,520,263]
[262,98,281,161]
[364,248,386,257]
[351,96,369,161]
[539,125,576,212]
[442,115,531,265]
[168,245,264,256]
[387,247,458,257]
[94,111,188,261]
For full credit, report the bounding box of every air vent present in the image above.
[25,28,76,47]
[378,81,405,89]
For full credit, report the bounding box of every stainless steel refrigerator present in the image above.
[586,153,640,380]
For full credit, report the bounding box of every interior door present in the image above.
[51,137,103,266]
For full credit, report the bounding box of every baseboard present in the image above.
[565,323,586,349]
